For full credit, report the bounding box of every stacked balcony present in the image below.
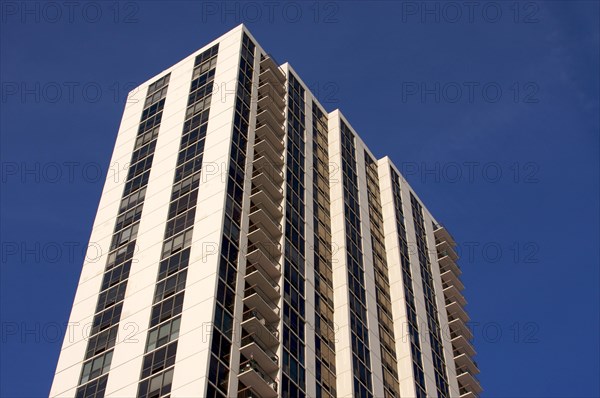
[238,358,278,398]
[434,225,482,397]
[238,56,286,398]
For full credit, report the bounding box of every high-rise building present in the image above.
[50,25,481,398]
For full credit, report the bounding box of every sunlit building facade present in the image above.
[50,25,480,398]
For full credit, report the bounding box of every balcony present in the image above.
[258,77,285,98]
[255,136,284,165]
[436,240,459,262]
[257,95,285,122]
[438,254,462,276]
[448,317,474,340]
[451,334,476,357]
[256,123,285,153]
[238,385,260,398]
[257,83,285,107]
[249,207,282,237]
[259,57,286,86]
[248,223,280,252]
[460,390,479,398]
[238,359,278,398]
[257,107,284,134]
[247,243,281,279]
[446,300,470,323]
[434,225,457,246]
[241,309,279,349]
[441,269,462,289]
[456,367,482,394]
[253,155,284,182]
[240,334,279,374]
[455,352,479,375]
[245,265,280,300]
[442,274,464,291]
[244,286,280,323]
[252,170,283,201]
[250,188,282,220]
[443,284,467,307]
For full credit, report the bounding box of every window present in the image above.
[119,187,147,214]
[106,242,136,270]
[138,368,174,398]
[100,260,132,291]
[164,209,196,239]
[154,270,187,303]
[110,223,139,250]
[95,280,127,312]
[170,173,200,202]
[91,303,123,336]
[80,350,113,384]
[157,248,190,281]
[85,325,118,359]
[146,317,181,352]
[140,341,178,379]
[161,229,193,258]
[167,189,198,220]
[150,293,184,327]
[147,74,170,95]
[78,72,170,392]
[75,374,108,398]
[115,203,143,231]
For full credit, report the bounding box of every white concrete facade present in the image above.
[51,25,479,398]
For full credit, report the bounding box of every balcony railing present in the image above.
[443,284,467,307]
[438,253,462,275]
[238,359,278,398]
[454,352,479,375]
[250,187,283,219]
[456,366,483,393]
[257,95,285,122]
[440,269,462,289]
[257,81,285,103]
[451,333,477,357]
[253,155,284,180]
[434,225,457,246]
[255,136,284,165]
[436,240,459,261]
[240,334,279,373]
[245,264,280,300]
[256,107,284,135]
[247,243,281,279]
[255,123,284,151]
[243,286,280,323]
[448,316,474,340]
[446,299,470,323]
[249,207,282,238]
[242,309,279,337]
[252,170,283,201]
[248,223,280,251]
[259,57,286,85]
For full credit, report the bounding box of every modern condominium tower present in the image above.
[50,25,481,398]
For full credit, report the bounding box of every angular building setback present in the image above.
[50,25,481,398]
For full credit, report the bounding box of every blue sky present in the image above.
[1,1,598,397]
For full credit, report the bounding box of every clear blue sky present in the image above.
[1,1,598,397]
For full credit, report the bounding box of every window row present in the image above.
[146,317,181,353]
[207,39,250,397]
[80,350,113,384]
[140,341,178,379]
